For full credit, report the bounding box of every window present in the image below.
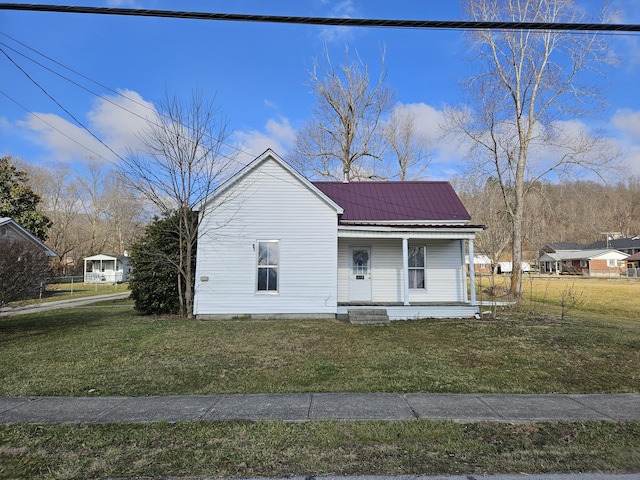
[257,241,279,292]
[607,258,617,268]
[408,246,426,289]
[580,260,587,268]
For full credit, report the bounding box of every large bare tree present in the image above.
[383,107,431,180]
[120,89,234,318]
[290,47,394,181]
[446,0,619,298]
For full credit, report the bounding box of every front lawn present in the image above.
[2,278,639,479]
[1,297,638,396]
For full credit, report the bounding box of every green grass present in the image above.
[1,296,639,396]
[2,279,640,478]
[476,275,640,324]
[1,420,639,479]
[8,282,129,306]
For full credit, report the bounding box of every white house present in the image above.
[537,249,628,277]
[193,150,484,321]
[84,254,131,283]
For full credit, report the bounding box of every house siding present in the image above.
[194,158,339,317]
[337,238,465,303]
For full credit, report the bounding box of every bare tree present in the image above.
[290,46,394,181]
[445,0,619,298]
[383,107,431,180]
[0,239,50,305]
[119,89,234,318]
[78,158,112,255]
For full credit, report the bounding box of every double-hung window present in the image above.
[257,241,279,293]
[408,246,426,289]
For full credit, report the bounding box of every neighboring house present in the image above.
[83,254,131,283]
[539,242,588,254]
[0,217,57,302]
[0,217,56,258]
[465,254,492,275]
[537,249,627,277]
[626,252,640,278]
[193,149,484,321]
[586,237,640,256]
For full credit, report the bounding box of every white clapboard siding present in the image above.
[194,157,339,317]
[338,238,465,303]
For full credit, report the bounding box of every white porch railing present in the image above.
[84,271,127,283]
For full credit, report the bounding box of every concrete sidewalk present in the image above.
[1,393,638,424]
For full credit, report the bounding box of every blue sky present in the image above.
[2,0,640,180]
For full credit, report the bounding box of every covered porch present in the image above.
[83,254,130,283]
[335,225,481,321]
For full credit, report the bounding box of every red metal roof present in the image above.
[312,181,471,223]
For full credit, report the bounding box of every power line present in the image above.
[0,44,125,162]
[0,3,639,33]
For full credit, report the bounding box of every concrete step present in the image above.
[348,309,390,324]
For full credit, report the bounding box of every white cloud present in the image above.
[612,109,640,142]
[232,117,296,165]
[87,89,156,154]
[319,0,358,44]
[390,102,468,174]
[611,108,640,175]
[15,89,156,166]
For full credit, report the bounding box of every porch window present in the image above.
[257,241,279,293]
[408,246,426,289]
[580,260,587,268]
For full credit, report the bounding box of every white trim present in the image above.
[256,240,280,294]
[468,239,477,307]
[338,226,480,240]
[402,237,409,306]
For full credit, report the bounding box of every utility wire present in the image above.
[0,3,639,33]
[0,88,112,162]
[0,44,125,161]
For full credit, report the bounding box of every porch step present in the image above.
[348,309,390,324]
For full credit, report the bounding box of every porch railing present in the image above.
[84,272,127,283]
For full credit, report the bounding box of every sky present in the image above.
[2,0,640,181]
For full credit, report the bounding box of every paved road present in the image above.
[0,291,131,317]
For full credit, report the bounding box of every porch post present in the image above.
[468,239,477,306]
[402,236,410,306]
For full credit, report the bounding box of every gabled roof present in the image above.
[626,252,640,261]
[539,249,628,261]
[586,237,640,250]
[197,149,343,215]
[84,254,128,261]
[541,242,588,253]
[0,217,56,257]
[312,181,471,224]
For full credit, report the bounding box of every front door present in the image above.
[349,247,371,302]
